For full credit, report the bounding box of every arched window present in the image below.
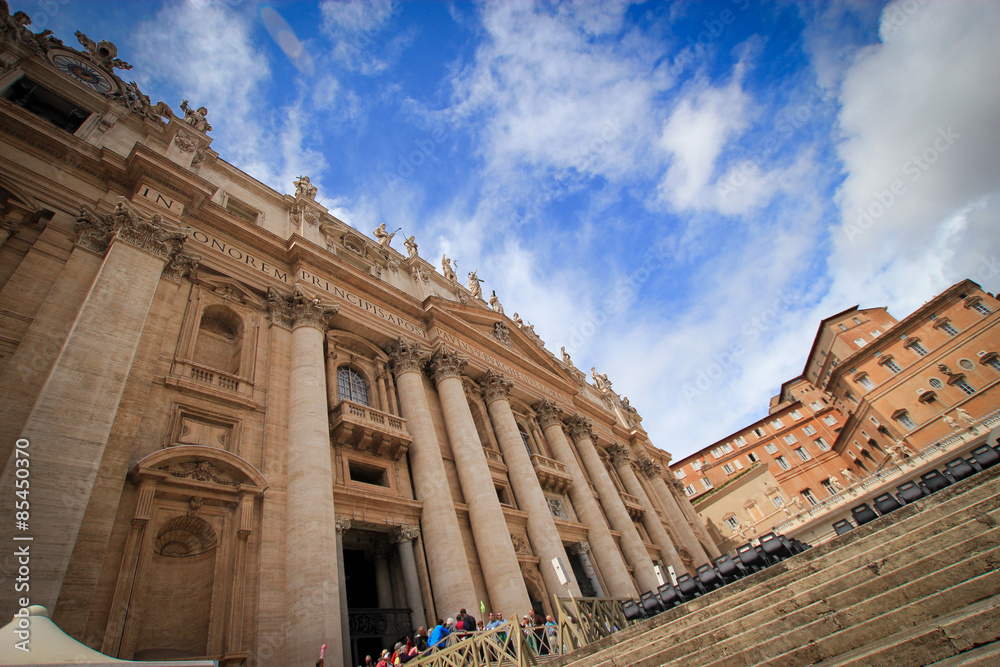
[337,367,369,406]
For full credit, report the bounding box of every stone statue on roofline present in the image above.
[467,270,484,300]
[180,100,211,132]
[294,175,317,200]
[591,367,612,391]
[441,255,457,282]
[488,290,504,314]
[373,223,398,248]
[404,235,418,258]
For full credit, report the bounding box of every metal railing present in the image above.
[406,596,629,667]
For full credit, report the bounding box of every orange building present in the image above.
[672,279,1000,550]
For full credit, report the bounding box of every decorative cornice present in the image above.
[533,400,563,429]
[76,198,187,261]
[392,525,420,543]
[480,370,512,405]
[637,457,661,479]
[387,337,427,375]
[265,286,338,331]
[428,348,467,383]
[75,206,115,253]
[565,415,595,443]
[665,475,684,494]
[606,442,631,469]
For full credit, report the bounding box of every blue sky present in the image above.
[24,0,1000,460]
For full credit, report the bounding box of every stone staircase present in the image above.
[551,462,1000,667]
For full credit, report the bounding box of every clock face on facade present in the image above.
[47,50,117,94]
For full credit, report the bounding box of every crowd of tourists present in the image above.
[350,608,559,666]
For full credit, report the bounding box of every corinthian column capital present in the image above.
[111,197,187,260]
[387,337,427,375]
[0,215,21,234]
[266,286,338,331]
[565,415,595,443]
[637,457,662,479]
[392,525,421,543]
[606,442,631,469]
[480,370,512,405]
[532,399,563,428]
[428,347,467,383]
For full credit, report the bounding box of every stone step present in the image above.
[557,467,1000,667]
[663,531,1000,667]
[815,592,1000,667]
[927,640,1000,667]
[587,498,1000,667]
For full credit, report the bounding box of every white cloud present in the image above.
[319,0,407,75]
[131,0,329,196]
[829,0,1000,309]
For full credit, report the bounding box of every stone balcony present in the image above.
[531,454,574,494]
[620,491,645,520]
[330,399,411,461]
[482,446,508,474]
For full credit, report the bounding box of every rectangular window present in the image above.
[733,459,744,470]
[674,469,687,479]
[897,413,917,430]
[691,460,703,471]
[809,401,824,411]
[764,443,779,454]
[941,322,959,336]
[753,427,766,438]
[802,425,817,436]
[701,478,714,490]
[987,357,1000,372]
[973,302,991,315]
[789,409,803,420]
[814,438,831,451]
[858,375,875,390]
[721,443,734,454]
[723,464,735,475]
[821,479,836,495]
[771,418,784,429]
[802,489,819,506]
[224,196,261,225]
[747,452,760,463]
[684,485,696,496]
[853,317,862,324]
[854,337,866,347]
[823,415,838,426]
[2,78,92,133]
[955,379,976,395]
[839,324,847,331]
[909,341,928,356]
[776,456,791,471]
[348,461,389,487]
[711,447,723,459]
[871,329,881,338]
[783,434,798,445]
[794,447,810,461]
[770,494,785,508]
[725,516,739,530]
[735,435,748,446]
[846,391,858,403]
[884,359,902,373]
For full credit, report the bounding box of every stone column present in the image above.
[387,339,477,615]
[565,417,659,593]
[609,445,684,574]
[325,349,339,409]
[567,542,603,597]
[428,349,532,615]
[376,367,390,413]
[533,401,636,599]
[0,215,19,249]
[481,371,582,600]
[394,525,428,631]
[271,286,343,667]
[0,200,186,616]
[336,517,352,667]
[668,474,722,559]
[372,544,393,609]
[643,459,713,563]
[226,491,256,657]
